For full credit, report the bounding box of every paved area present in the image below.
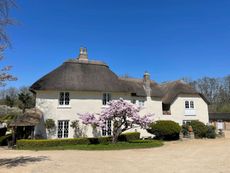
[0,132,230,173]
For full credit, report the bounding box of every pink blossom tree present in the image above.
[79,98,153,143]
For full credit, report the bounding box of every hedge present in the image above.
[147,120,181,140]
[118,132,140,141]
[17,133,141,149]
[17,136,114,149]
[17,138,90,149]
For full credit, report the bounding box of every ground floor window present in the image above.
[58,120,69,138]
[102,120,112,136]
[183,120,192,125]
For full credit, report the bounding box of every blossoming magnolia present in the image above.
[79,98,154,143]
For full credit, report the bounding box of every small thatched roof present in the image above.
[119,77,163,97]
[160,80,209,104]
[209,113,230,121]
[10,108,43,127]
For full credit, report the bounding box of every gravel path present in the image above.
[0,132,230,173]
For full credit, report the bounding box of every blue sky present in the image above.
[4,0,230,88]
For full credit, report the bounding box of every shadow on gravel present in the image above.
[0,156,49,168]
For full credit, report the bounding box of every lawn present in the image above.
[17,140,163,150]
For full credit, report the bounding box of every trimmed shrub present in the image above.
[147,120,181,140]
[17,138,90,149]
[118,132,140,142]
[0,134,12,146]
[17,137,114,149]
[98,136,112,144]
[190,120,207,138]
[206,125,216,139]
[128,140,154,144]
[88,137,112,144]
[45,119,55,130]
[0,127,7,136]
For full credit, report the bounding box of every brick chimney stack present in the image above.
[143,71,151,97]
[78,47,88,61]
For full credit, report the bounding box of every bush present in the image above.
[181,124,189,137]
[118,132,140,141]
[147,120,181,140]
[0,127,7,136]
[0,134,12,146]
[45,119,55,130]
[206,125,216,139]
[190,120,207,138]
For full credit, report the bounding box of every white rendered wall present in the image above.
[35,90,163,138]
[156,95,209,125]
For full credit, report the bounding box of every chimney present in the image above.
[143,71,151,97]
[78,47,88,61]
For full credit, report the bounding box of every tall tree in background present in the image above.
[182,75,230,113]
[4,86,17,107]
[0,0,17,86]
[18,86,35,112]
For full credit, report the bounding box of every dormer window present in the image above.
[190,101,194,108]
[185,100,194,109]
[102,93,111,105]
[185,101,189,109]
[59,92,70,105]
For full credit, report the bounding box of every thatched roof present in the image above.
[209,113,230,121]
[160,80,209,104]
[30,49,207,102]
[31,60,133,93]
[10,108,42,127]
[119,77,163,97]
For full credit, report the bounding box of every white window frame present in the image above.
[57,120,69,138]
[185,100,195,109]
[138,100,145,107]
[102,93,111,105]
[59,92,70,106]
[102,120,112,136]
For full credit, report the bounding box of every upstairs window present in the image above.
[185,100,195,109]
[185,101,189,109]
[59,92,70,105]
[190,101,194,108]
[102,93,111,105]
[139,100,145,107]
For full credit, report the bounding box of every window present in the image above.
[183,120,191,125]
[139,100,145,107]
[102,93,111,105]
[185,100,194,109]
[131,99,136,104]
[185,101,189,109]
[190,101,194,108]
[102,120,112,136]
[59,92,70,105]
[58,120,69,138]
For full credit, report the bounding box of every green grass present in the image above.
[17,140,163,151]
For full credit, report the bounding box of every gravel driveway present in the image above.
[0,132,230,173]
